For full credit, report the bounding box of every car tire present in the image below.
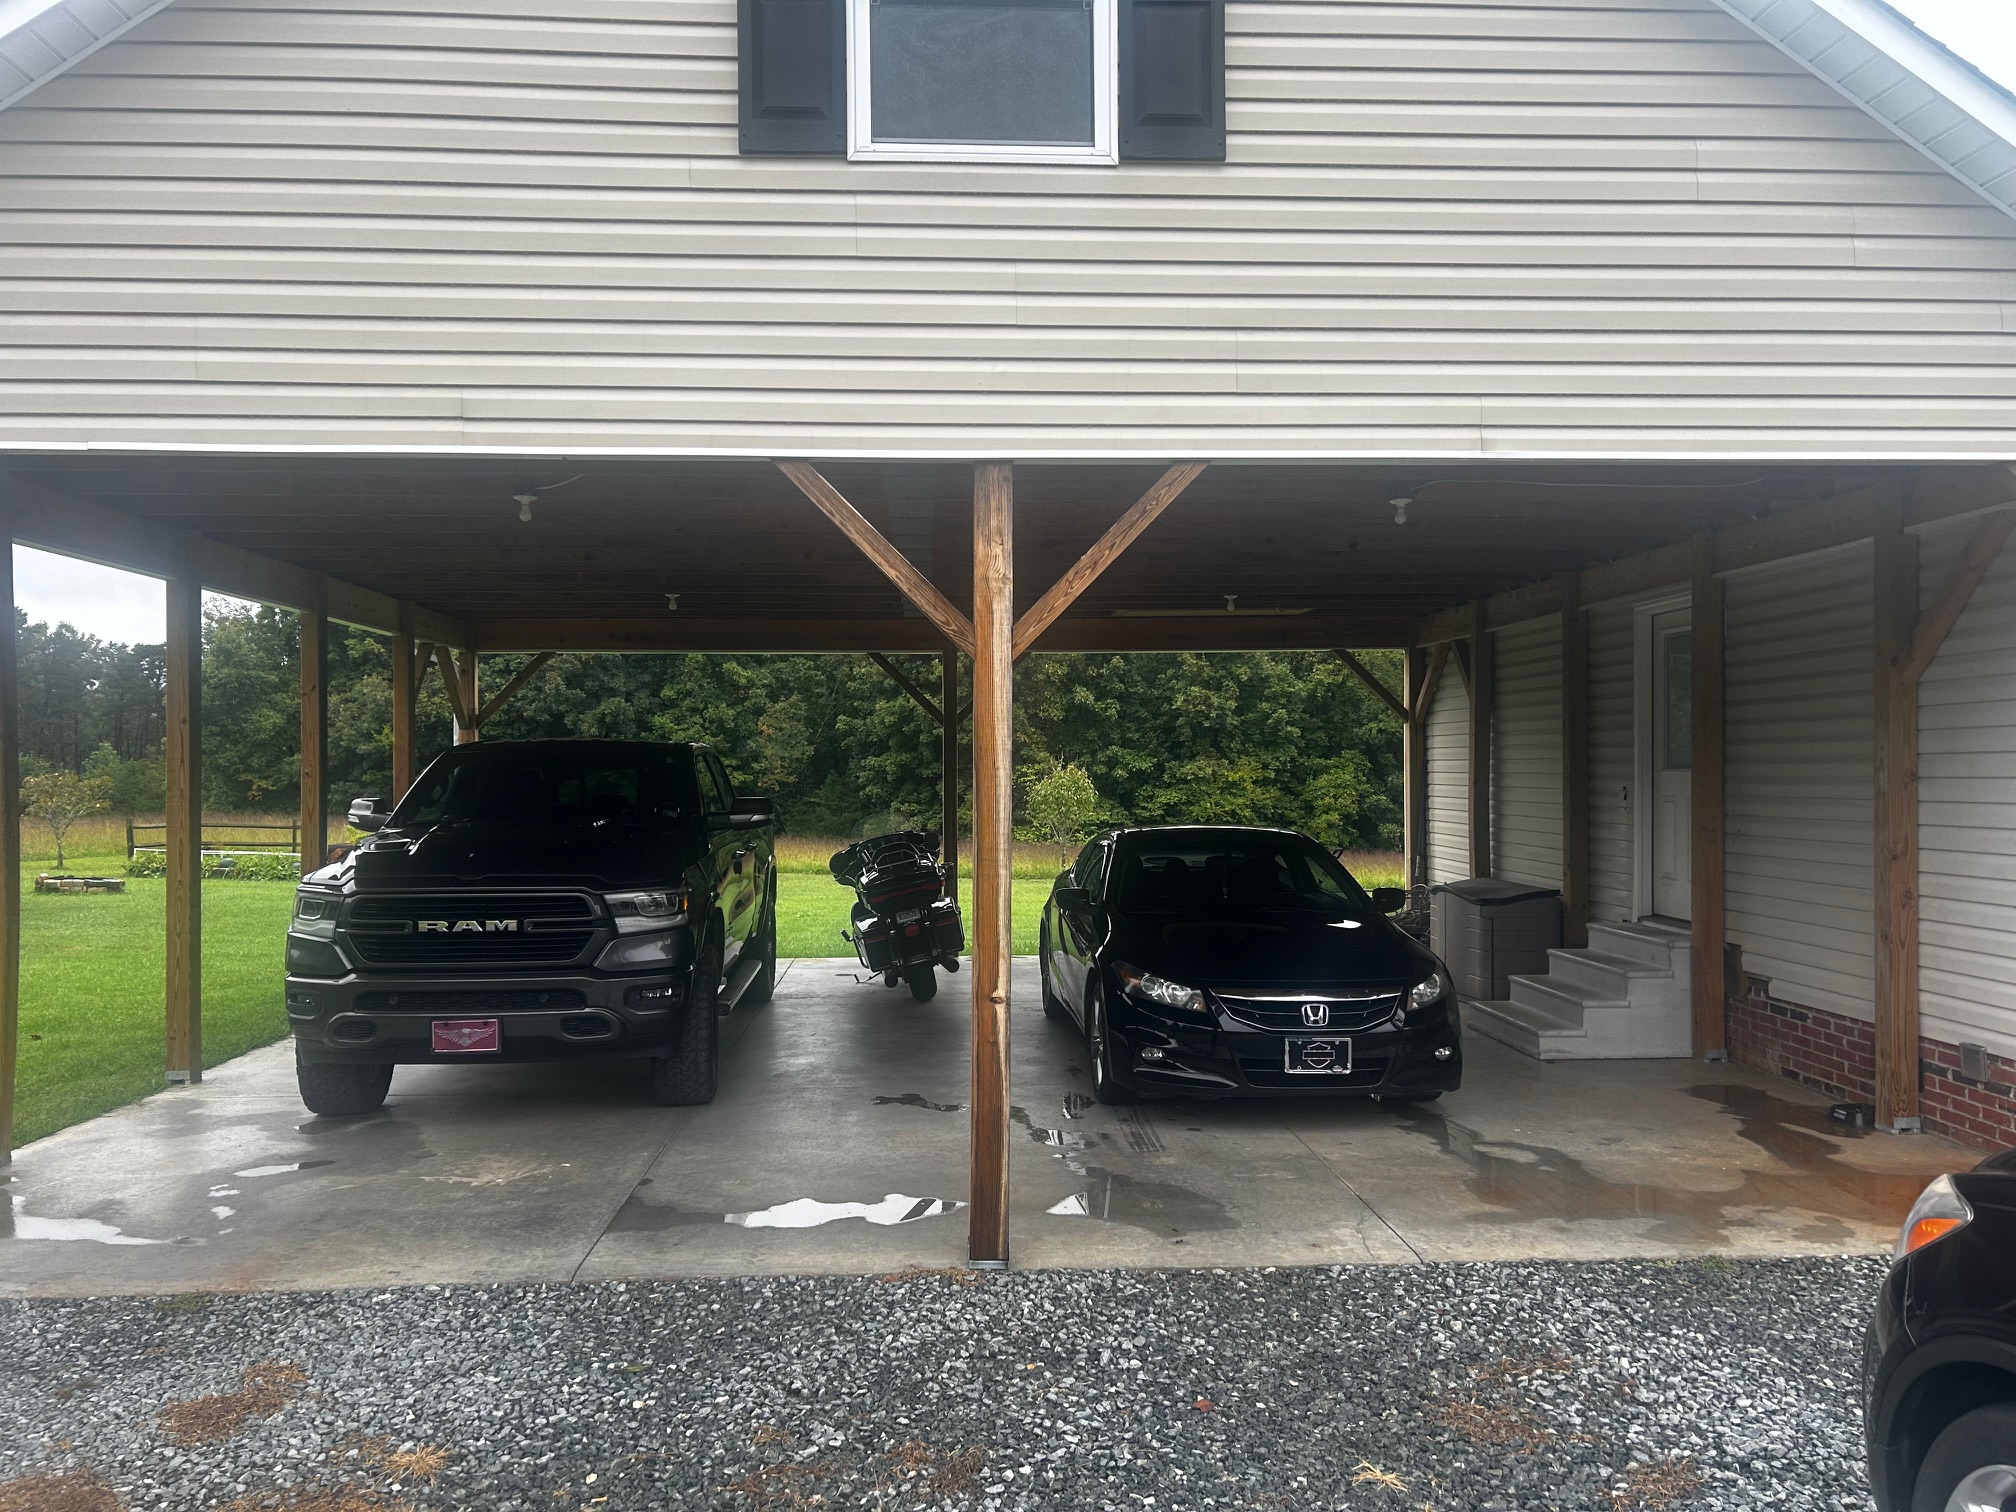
[905,962,938,1001]
[1086,984,1137,1105]
[295,1050,392,1117]
[1038,922,1072,1024]
[651,935,721,1106]
[1910,1403,2016,1512]
[736,881,778,1012]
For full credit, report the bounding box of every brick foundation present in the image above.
[1726,977,2016,1152]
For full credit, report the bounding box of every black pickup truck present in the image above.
[284,739,776,1116]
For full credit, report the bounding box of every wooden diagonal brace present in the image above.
[868,652,944,725]
[777,461,975,657]
[1412,642,1451,724]
[1906,508,2014,683]
[432,644,474,731]
[1012,462,1208,659]
[1332,648,1406,722]
[475,651,555,729]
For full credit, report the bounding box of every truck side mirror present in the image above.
[348,797,391,833]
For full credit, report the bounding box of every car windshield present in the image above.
[392,747,693,829]
[1109,831,1376,919]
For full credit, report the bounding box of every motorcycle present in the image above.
[830,830,965,1001]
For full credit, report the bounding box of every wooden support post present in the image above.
[1689,534,1727,1060]
[1467,601,1492,879]
[455,650,479,745]
[1560,574,1591,948]
[1402,644,1424,889]
[165,560,203,1085]
[391,605,417,801]
[969,462,1014,1268]
[0,526,20,1163]
[299,575,328,876]
[941,649,960,913]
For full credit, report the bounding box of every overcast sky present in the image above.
[10,0,2016,646]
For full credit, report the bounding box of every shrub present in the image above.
[126,851,300,882]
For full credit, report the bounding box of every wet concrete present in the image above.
[0,962,1978,1295]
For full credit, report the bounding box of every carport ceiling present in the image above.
[9,457,1895,650]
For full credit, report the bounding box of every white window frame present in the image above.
[846,0,1118,166]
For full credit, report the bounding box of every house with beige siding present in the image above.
[2,0,2015,1261]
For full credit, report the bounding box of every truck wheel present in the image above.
[295,1049,392,1117]
[736,882,778,1011]
[1039,922,1072,1024]
[651,937,721,1106]
[905,962,938,1002]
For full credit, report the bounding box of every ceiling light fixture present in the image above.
[1390,494,1413,525]
[665,593,681,611]
[510,472,585,524]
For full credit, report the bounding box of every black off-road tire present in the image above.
[904,961,939,1001]
[1038,922,1073,1024]
[1086,985,1137,1105]
[734,881,778,1011]
[295,1049,393,1117]
[1910,1404,2016,1512]
[651,936,721,1106]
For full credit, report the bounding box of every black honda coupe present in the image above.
[1038,826,1461,1105]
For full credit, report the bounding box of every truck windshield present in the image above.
[1111,832,1376,920]
[393,747,693,830]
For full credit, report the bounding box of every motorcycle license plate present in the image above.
[432,1018,501,1054]
[1284,1038,1352,1075]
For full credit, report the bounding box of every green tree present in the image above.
[22,769,111,868]
[1023,762,1102,863]
[83,742,165,816]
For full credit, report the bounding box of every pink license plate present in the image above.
[432,1018,501,1054]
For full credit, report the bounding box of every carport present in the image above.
[5,454,2009,1266]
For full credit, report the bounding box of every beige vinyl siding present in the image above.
[1426,669,1470,885]
[1723,545,1876,1020]
[1915,517,2016,1061]
[0,0,2014,452]
[1586,597,1642,924]
[1490,615,1563,889]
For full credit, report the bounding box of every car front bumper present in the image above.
[1106,1003,1463,1097]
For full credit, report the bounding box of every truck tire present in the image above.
[296,1049,393,1117]
[737,880,778,1011]
[905,961,938,1001]
[651,936,721,1106]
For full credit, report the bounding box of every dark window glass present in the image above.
[698,752,733,814]
[1110,830,1375,919]
[1071,837,1107,891]
[394,747,692,829]
[871,0,1095,146]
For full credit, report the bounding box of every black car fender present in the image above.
[1869,1326,2016,1511]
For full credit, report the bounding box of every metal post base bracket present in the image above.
[968,1258,1010,1271]
[1880,1117,1923,1135]
[165,1069,198,1085]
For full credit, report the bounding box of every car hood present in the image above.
[349,818,699,891]
[1103,909,1436,990]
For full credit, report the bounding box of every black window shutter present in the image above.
[738,0,846,156]
[1118,0,1226,162]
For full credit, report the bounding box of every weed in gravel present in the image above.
[49,1376,100,1402]
[927,1445,989,1496]
[874,1265,982,1286]
[1350,1461,1409,1491]
[0,1468,121,1512]
[751,1423,797,1449]
[1432,1398,1557,1453]
[1472,1350,1576,1388]
[158,1360,309,1444]
[1607,1454,1706,1509]
[718,1459,844,1508]
[154,1291,215,1315]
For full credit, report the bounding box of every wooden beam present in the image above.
[1873,495,1922,1130]
[1332,648,1406,723]
[1413,641,1450,725]
[299,575,329,876]
[867,652,945,726]
[432,644,475,735]
[165,556,203,1085]
[1467,601,1492,879]
[474,652,555,729]
[0,524,19,1163]
[454,651,479,745]
[1905,509,2016,683]
[1689,534,1727,1060]
[1403,644,1425,890]
[1011,462,1208,659]
[1560,574,1591,949]
[391,606,418,802]
[776,461,977,657]
[941,650,960,914]
[968,461,1014,1269]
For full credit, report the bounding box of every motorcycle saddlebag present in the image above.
[852,910,899,974]
[926,898,965,958]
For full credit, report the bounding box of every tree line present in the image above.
[15,603,1405,848]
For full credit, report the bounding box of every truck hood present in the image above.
[349,817,700,891]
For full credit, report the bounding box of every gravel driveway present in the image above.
[0,1257,1881,1512]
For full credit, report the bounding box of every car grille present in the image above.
[1239,1056,1391,1090]
[353,989,588,1013]
[344,893,600,966]
[1214,992,1401,1033]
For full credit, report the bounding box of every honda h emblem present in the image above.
[1301,1002,1330,1027]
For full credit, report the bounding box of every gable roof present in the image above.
[0,0,175,114]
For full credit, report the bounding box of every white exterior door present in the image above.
[1649,609,1693,920]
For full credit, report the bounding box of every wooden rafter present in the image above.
[1413,642,1451,724]
[432,643,475,731]
[475,652,555,729]
[868,652,945,725]
[1331,648,1406,722]
[1905,508,2015,682]
[1011,462,1208,659]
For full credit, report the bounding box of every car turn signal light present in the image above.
[1894,1173,1973,1260]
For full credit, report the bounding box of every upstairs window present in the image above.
[850,0,1113,164]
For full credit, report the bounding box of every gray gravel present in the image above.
[0,1257,1883,1511]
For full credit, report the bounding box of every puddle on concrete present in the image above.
[1011,1106,1234,1237]
[234,1161,335,1179]
[608,1190,965,1234]
[3,1194,168,1246]
[873,1093,965,1113]
[1060,1094,1093,1121]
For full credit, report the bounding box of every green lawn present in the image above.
[776,871,1051,959]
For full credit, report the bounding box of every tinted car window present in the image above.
[1111,831,1375,919]
[395,747,693,829]
[697,752,732,814]
[1071,838,1107,890]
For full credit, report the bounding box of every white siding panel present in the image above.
[1723,545,1875,1020]
[0,0,2011,452]
[1427,669,1470,885]
[1916,515,2016,1061]
[1491,615,1563,889]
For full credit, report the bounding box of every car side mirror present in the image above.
[348,797,391,833]
[1053,884,1090,911]
[1371,886,1408,913]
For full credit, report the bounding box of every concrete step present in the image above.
[1506,972,1624,1027]
[1587,920,1690,969]
[1546,948,1672,998]
[1464,997,1589,1059]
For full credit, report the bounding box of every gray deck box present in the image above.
[1430,879,1564,1000]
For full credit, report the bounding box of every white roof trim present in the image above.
[0,0,180,114]
[1712,0,2016,222]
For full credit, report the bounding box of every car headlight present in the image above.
[603,889,692,935]
[1113,962,1211,1021]
[1397,969,1450,1025]
[1895,1173,1973,1260]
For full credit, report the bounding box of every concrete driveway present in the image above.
[0,958,1977,1296]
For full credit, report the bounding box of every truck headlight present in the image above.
[603,889,692,935]
[1113,962,1212,1022]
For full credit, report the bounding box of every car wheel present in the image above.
[1086,983,1137,1105]
[904,962,938,1001]
[1911,1404,2016,1512]
[651,934,721,1106]
[295,1048,392,1117]
[1038,922,1072,1024]
[736,880,778,1011]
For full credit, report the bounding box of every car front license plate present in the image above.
[1285,1037,1352,1075]
[432,1018,501,1054]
